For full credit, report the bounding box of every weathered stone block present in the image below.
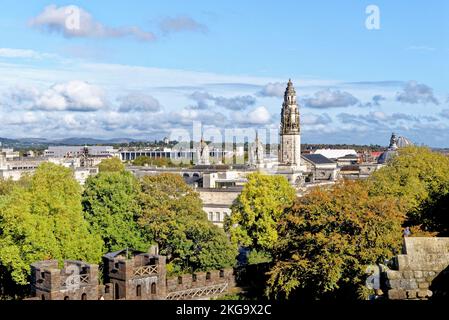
[417,290,430,298]
[414,271,423,278]
[386,270,402,280]
[388,289,407,300]
[418,282,429,289]
[406,290,417,299]
[402,271,414,279]
[399,279,418,290]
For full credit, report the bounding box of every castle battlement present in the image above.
[26,247,235,300]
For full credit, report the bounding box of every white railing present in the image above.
[166,283,228,300]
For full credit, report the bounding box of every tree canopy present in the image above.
[267,181,404,300]
[0,163,103,295]
[98,157,125,173]
[228,173,296,251]
[138,174,237,274]
[368,146,449,234]
[82,171,150,253]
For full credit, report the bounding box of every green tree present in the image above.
[267,181,404,300]
[368,146,449,233]
[138,174,237,274]
[228,173,296,251]
[133,156,172,167]
[98,157,125,172]
[0,163,103,297]
[82,171,150,253]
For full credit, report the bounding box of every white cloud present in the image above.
[258,82,286,97]
[303,89,359,109]
[9,81,107,112]
[29,5,156,42]
[396,80,439,105]
[159,16,208,34]
[118,93,161,112]
[232,106,272,125]
[188,91,256,110]
[302,113,332,125]
[0,48,54,59]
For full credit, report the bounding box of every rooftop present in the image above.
[302,154,335,165]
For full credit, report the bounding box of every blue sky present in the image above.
[0,1,448,146]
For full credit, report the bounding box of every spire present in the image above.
[285,79,296,96]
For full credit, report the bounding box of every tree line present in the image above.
[227,146,449,300]
[1,146,448,300]
[0,158,236,299]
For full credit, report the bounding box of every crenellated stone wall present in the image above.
[385,237,449,300]
[26,248,236,300]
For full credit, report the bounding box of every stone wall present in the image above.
[30,260,99,300]
[27,249,236,300]
[166,269,234,294]
[385,237,449,300]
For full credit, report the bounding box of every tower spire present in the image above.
[279,79,301,167]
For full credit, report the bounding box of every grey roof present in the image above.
[338,154,359,159]
[302,154,335,165]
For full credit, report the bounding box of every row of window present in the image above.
[208,212,226,222]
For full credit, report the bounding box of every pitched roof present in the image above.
[302,154,335,165]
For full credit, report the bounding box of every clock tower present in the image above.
[279,79,301,167]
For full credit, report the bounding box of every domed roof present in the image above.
[397,136,413,148]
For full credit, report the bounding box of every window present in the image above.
[151,283,156,295]
[41,294,45,300]
[81,293,87,300]
[208,212,213,221]
[192,274,197,282]
[114,262,119,269]
[215,212,220,222]
[178,276,183,285]
[136,285,141,297]
[219,270,225,278]
[41,272,45,279]
[64,296,70,300]
[206,272,211,280]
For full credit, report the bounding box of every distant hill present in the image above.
[53,137,139,145]
[0,137,141,149]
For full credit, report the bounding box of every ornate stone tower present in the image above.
[249,131,264,167]
[279,79,301,167]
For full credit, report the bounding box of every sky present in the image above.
[0,0,448,147]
